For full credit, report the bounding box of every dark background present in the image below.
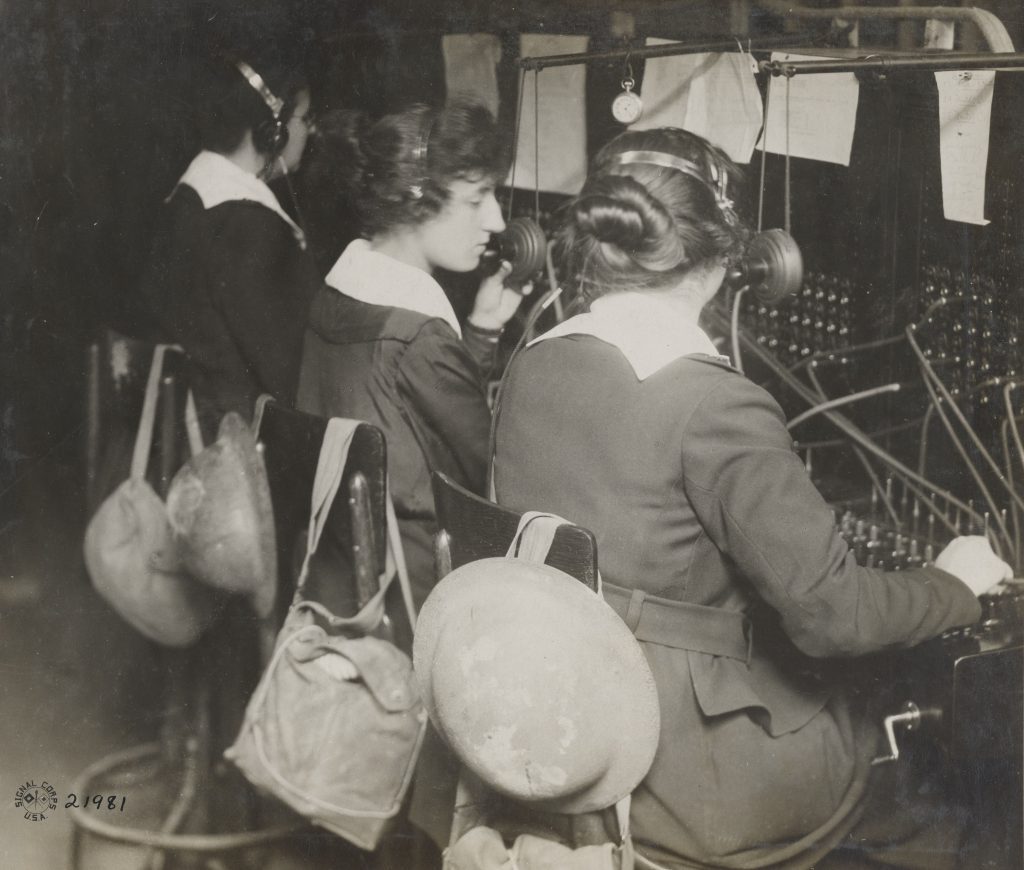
[2,0,1023,524]
[3,7,1024,867]
[0,0,738,481]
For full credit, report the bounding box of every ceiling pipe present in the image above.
[753,4,1014,53]
[518,33,817,71]
[761,51,1024,77]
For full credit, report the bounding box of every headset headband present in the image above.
[235,59,284,120]
[614,149,731,212]
[408,111,437,200]
[412,111,435,166]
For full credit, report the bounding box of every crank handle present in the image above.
[872,700,941,765]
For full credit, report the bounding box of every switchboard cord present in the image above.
[707,302,996,546]
[1001,385,1024,567]
[803,363,902,529]
[907,325,1020,551]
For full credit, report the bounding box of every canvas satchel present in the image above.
[83,344,217,647]
[226,417,425,851]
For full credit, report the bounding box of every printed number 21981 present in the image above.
[65,794,127,812]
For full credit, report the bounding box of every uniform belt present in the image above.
[602,581,752,663]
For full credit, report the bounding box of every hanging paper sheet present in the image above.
[935,69,994,226]
[442,34,501,116]
[509,34,589,196]
[629,38,702,130]
[632,41,763,164]
[756,53,859,166]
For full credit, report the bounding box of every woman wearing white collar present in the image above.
[492,127,1010,869]
[297,102,526,621]
[141,52,319,439]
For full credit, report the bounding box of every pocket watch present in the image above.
[612,76,643,125]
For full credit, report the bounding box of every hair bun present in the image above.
[574,192,645,251]
[573,175,685,272]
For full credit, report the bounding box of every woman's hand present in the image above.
[467,260,533,332]
[934,535,1014,596]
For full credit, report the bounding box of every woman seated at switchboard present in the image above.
[491,126,1012,869]
[297,102,527,611]
[142,50,319,438]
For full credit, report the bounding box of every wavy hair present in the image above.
[305,101,507,236]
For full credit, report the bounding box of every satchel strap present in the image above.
[293,417,417,635]
[252,392,274,435]
[505,511,603,596]
[506,511,563,563]
[183,390,203,456]
[130,344,203,481]
[386,495,417,631]
[295,417,360,595]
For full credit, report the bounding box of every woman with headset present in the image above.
[491,127,1012,869]
[141,52,319,438]
[297,102,527,614]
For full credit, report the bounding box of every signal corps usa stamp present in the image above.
[14,780,59,821]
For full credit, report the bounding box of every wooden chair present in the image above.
[258,400,421,868]
[255,397,388,625]
[430,470,616,851]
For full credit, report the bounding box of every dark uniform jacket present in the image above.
[493,325,981,869]
[297,283,498,608]
[141,172,317,438]
[139,154,319,826]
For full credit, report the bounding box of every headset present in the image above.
[234,59,289,156]
[614,148,801,304]
[407,110,436,200]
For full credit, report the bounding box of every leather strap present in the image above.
[602,581,752,662]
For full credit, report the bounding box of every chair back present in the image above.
[85,332,193,507]
[431,471,598,591]
[255,399,387,622]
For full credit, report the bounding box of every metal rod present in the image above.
[518,34,816,71]
[158,375,177,499]
[762,52,1024,77]
[755,5,1014,53]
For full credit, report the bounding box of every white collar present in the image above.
[324,239,462,337]
[529,291,730,380]
[174,150,305,247]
